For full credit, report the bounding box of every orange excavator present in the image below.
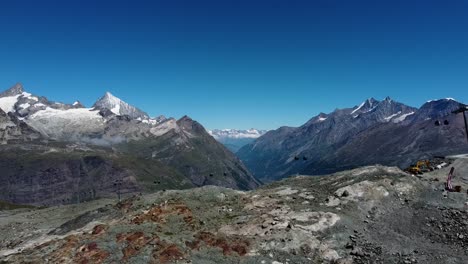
[406,160,433,175]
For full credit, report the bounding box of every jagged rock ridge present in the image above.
[238,97,468,181]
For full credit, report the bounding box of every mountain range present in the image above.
[208,129,268,152]
[237,96,468,182]
[0,83,260,206]
[3,82,468,204]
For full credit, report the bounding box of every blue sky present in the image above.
[0,0,467,130]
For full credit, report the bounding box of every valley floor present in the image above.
[1,162,468,263]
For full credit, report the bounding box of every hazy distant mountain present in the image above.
[209,128,268,152]
[238,97,468,182]
[0,83,259,206]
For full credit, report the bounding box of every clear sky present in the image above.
[0,0,467,130]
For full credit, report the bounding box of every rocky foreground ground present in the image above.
[1,161,468,263]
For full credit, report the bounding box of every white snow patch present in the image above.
[363,106,377,113]
[209,128,267,139]
[147,119,159,125]
[21,92,38,101]
[72,101,79,106]
[427,98,456,103]
[101,92,123,115]
[383,111,401,121]
[25,107,105,139]
[141,118,160,125]
[111,104,120,115]
[0,95,20,113]
[19,103,30,109]
[318,117,327,122]
[350,101,365,115]
[393,111,414,123]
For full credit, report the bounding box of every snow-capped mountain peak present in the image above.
[72,101,85,108]
[101,92,122,115]
[92,91,149,119]
[209,128,269,152]
[350,97,379,115]
[0,83,24,97]
[426,98,456,103]
[209,128,268,139]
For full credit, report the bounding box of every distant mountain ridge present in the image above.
[238,96,468,182]
[0,83,259,206]
[209,128,268,152]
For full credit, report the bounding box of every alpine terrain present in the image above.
[237,97,468,182]
[2,159,468,263]
[209,129,268,152]
[0,83,260,207]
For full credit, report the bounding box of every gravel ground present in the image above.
[1,163,468,263]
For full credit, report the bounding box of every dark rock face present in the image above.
[0,109,41,143]
[238,97,468,182]
[410,99,461,123]
[121,116,261,191]
[0,83,23,97]
[0,151,141,206]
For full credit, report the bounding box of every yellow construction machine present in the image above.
[406,160,433,175]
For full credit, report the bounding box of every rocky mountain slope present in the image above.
[0,83,259,206]
[238,97,468,182]
[209,129,268,152]
[92,92,150,120]
[2,162,468,263]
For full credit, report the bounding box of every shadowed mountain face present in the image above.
[238,97,468,182]
[0,83,259,206]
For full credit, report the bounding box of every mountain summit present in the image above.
[238,96,468,181]
[0,83,259,207]
[350,97,379,116]
[0,83,24,97]
[92,92,149,119]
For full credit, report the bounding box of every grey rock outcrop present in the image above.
[0,83,23,97]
